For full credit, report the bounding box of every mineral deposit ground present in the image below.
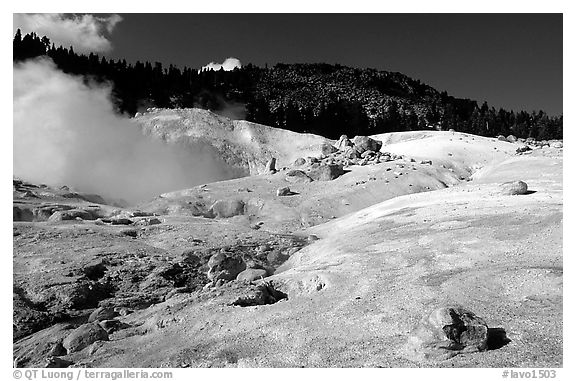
[13,110,563,368]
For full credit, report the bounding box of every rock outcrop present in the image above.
[500,180,529,195]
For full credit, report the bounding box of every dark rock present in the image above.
[61,192,107,204]
[181,250,201,266]
[45,357,73,368]
[87,307,117,323]
[231,281,288,307]
[130,210,154,217]
[33,205,74,221]
[207,199,245,218]
[352,136,382,154]
[63,323,109,353]
[293,157,306,166]
[83,260,107,280]
[276,187,292,196]
[22,190,39,198]
[47,280,113,311]
[500,180,529,195]
[48,209,96,222]
[407,306,489,360]
[308,164,346,181]
[99,319,130,334]
[207,253,246,281]
[120,229,138,238]
[516,145,532,154]
[285,169,313,183]
[134,217,162,226]
[48,341,67,357]
[110,218,133,225]
[321,143,338,156]
[236,268,269,282]
[265,157,277,173]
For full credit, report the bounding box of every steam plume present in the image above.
[201,57,242,72]
[13,59,238,204]
[13,13,122,53]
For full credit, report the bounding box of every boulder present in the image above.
[33,205,74,221]
[285,169,313,183]
[344,146,360,159]
[232,281,288,307]
[378,156,392,163]
[48,209,96,222]
[506,135,517,143]
[352,136,382,154]
[276,187,292,196]
[321,143,338,156]
[335,135,353,151]
[236,268,269,282]
[87,307,117,323]
[208,199,245,218]
[45,357,73,368]
[293,157,306,166]
[406,306,489,360]
[181,250,201,266]
[516,145,532,154]
[207,253,246,281]
[497,135,507,141]
[130,210,155,217]
[99,319,130,334]
[63,323,109,353]
[500,180,529,195]
[109,217,133,225]
[48,341,67,357]
[551,141,563,149]
[360,150,376,158]
[83,260,107,280]
[308,164,346,181]
[134,217,162,226]
[265,157,277,174]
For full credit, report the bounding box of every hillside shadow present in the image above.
[487,327,511,350]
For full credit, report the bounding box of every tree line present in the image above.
[13,30,562,140]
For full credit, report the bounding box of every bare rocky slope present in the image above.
[134,108,333,175]
[13,111,563,368]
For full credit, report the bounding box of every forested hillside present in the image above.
[13,30,562,140]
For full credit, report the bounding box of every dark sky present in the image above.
[109,14,563,115]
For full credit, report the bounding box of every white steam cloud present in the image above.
[13,13,122,53]
[13,59,239,204]
[201,57,242,72]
